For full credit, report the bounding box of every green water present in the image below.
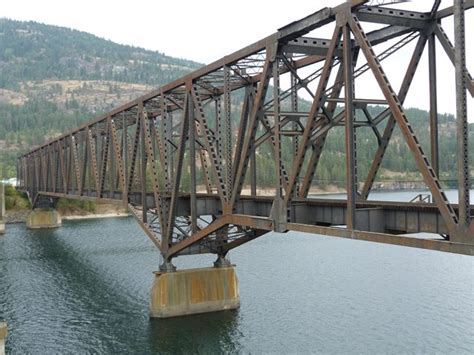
[1,191,473,353]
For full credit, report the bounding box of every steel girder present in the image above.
[18,0,474,265]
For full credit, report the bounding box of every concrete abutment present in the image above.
[26,209,62,229]
[150,265,240,318]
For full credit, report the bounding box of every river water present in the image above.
[1,190,473,354]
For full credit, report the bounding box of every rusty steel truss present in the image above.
[18,0,474,266]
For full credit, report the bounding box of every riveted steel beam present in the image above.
[17,1,473,258]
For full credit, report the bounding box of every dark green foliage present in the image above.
[4,184,30,209]
[0,18,200,89]
[0,99,89,144]
[0,18,201,178]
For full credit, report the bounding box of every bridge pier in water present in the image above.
[26,209,62,229]
[150,264,240,318]
[26,195,61,229]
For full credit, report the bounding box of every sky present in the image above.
[2,0,473,119]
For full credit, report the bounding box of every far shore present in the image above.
[62,212,130,221]
[5,186,465,225]
[4,211,131,224]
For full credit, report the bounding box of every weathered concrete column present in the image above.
[0,183,5,235]
[150,266,240,318]
[26,209,61,229]
[0,322,7,355]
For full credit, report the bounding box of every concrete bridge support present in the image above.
[149,265,240,318]
[26,209,62,229]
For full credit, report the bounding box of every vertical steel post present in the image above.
[140,103,147,223]
[122,113,128,202]
[81,134,88,196]
[343,23,356,230]
[0,183,4,221]
[223,66,233,199]
[272,55,287,232]
[15,158,19,187]
[454,0,470,229]
[273,59,282,199]
[189,92,197,232]
[166,110,173,187]
[215,97,222,159]
[109,123,115,199]
[428,33,439,177]
[162,94,173,191]
[250,153,257,197]
[70,136,76,195]
[290,60,299,195]
[249,86,257,197]
[95,126,100,195]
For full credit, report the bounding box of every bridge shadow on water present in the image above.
[147,311,242,354]
[1,220,242,354]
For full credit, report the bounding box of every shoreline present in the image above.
[4,210,130,224]
[62,212,130,221]
[4,187,459,225]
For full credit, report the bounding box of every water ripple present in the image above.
[0,216,473,354]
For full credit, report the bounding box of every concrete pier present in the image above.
[26,209,62,229]
[150,266,240,318]
[0,322,7,355]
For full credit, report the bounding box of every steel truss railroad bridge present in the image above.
[18,0,474,269]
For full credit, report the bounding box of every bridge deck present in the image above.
[31,189,474,256]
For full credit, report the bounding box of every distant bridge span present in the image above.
[18,0,474,267]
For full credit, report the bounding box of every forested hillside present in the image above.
[0,18,199,88]
[0,18,472,190]
[0,18,201,177]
